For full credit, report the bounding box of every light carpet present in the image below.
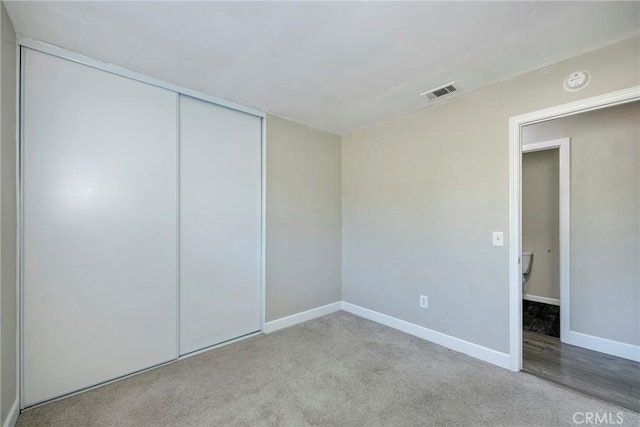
[17,311,639,426]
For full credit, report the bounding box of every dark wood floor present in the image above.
[523,330,640,412]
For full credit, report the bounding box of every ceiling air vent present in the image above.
[421,82,460,101]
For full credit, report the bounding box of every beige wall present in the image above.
[522,149,560,301]
[266,114,342,321]
[0,2,16,424]
[342,36,640,354]
[523,102,639,346]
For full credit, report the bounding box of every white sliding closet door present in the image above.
[179,95,261,355]
[22,49,178,406]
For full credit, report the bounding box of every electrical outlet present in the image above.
[419,295,428,309]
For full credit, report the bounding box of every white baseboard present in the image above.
[2,396,19,427]
[341,302,510,369]
[264,301,342,333]
[523,294,560,306]
[568,331,640,362]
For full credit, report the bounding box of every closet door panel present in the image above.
[23,49,178,405]
[179,96,261,355]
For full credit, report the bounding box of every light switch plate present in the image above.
[492,232,504,246]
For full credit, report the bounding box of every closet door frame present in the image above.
[17,39,266,409]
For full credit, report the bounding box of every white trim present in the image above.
[17,37,265,119]
[17,45,25,409]
[508,99,523,372]
[568,331,640,363]
[13,40,21,417]
[522,294,560,306]
[522,137,570,342]
[264,302,342,334]
[175,93,181,359]
[260,116,267,333]
[511,87,640,128]
[508,86,640,372]
[1,396,18,427]
[342,302,510,369]
[522,138,566,153]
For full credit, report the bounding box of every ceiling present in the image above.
[5,1,639,135]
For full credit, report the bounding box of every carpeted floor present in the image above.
[17,312,639,426]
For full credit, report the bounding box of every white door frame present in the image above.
[508,86,640,372]
[522,138,570,342]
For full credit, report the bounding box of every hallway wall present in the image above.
[523,101,639,347]
[522,149,560,303]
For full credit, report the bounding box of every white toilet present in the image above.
[522,251,533,284]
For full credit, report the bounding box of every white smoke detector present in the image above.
[563,71,590,92]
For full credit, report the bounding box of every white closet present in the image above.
[179,96,262,355]
[21,48,263,406]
